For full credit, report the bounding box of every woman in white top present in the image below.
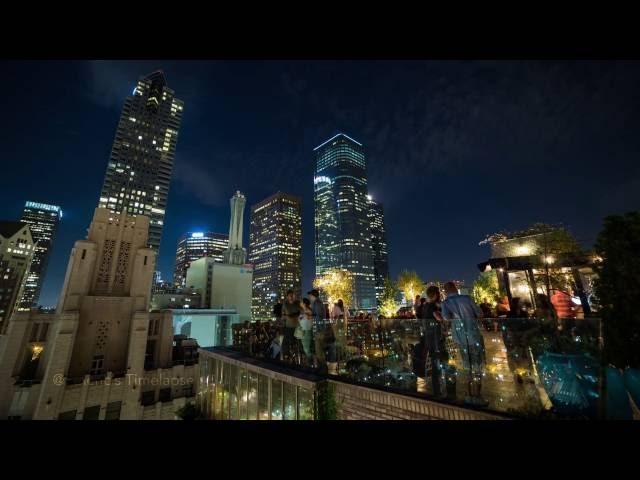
[299,298,314,366]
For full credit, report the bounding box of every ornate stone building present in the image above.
[0,208,196,420]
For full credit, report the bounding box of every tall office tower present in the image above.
[0,209,197,420]
[173,231,229,287]
[222,191,247,265]
[367,196,388,306]
[249,192,302,320]
[0,222,35,332]
[17,202,62,310]
[97,70,183,251]
[314,133,376,310]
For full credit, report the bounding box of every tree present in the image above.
[396,270,423,304]
[594,211,640,368]
[313,268,354,308]
[532,224,584,295]
[472,271,504,306]
[379,277,400,318]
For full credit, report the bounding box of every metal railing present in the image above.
[228,315,640,419]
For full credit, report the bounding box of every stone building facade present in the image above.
[0,208,196,420]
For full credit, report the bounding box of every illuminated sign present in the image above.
[191,232,204,238]
[314,176,331,185]
[25,202,62,217]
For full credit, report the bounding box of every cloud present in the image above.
[85,60,211,110]
[172,157,228,207]
[85,61,148,109]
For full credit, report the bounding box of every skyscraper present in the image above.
[249,192,302,320]
[173,231,229,287]
[17,201,62,310]
[0,222,34,332]
[97,70,183,251]
[314,133,376,310]
[368,196,388,305]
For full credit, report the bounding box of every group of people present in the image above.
[413,281,489,407]
[266,289,345,374]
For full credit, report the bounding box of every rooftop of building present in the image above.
[313,132,363,151]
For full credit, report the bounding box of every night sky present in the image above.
[1,60,639,307]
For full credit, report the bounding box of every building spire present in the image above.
[222,190,247,265]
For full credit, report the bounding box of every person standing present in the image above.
[413,294,422,318]
[299,298,314,365]
[551,290,576,331]
[535,294,557,328]
[416,297,426,320]
[441,281,488,407]
[331,299,349,373]
[281,289,301,363]
[273,299,283,323]
[309,289,335,374]
[422,286,445,397]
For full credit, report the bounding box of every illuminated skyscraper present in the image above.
[17,201,62,310]
[173,231,229,287]
[367,196,388,305]
[249,192,302,319]
[314,133,375,310]
[97,70,183,251]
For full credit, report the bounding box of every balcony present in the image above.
[224,316,640,419]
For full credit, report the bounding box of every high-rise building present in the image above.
[0,209,197,420]
[97,70,183,252]
[314,133,376,310]
[0,222,35,332]
[17,201,62,310]
[367,196,388,305]
[173,231,229,287]
[249,192,302,320]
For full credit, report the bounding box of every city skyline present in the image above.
[1,61,639,307]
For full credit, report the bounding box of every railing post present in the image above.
[598,317,607,420]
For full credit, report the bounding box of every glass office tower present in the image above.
[368,196,389,306]
[314,133,375,310]
[18,201,62,309]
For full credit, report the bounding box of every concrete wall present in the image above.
[210,263,253,320]
[330,381,507,420]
